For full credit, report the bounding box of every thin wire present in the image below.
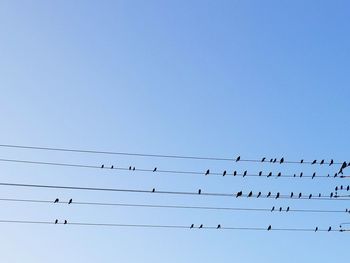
[0,197,347,214]
[0,158,345,179]
[0,143,345,165]
[0,181,346,201]
[0,219,345,232]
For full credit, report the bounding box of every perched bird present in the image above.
[286,207,290,212]
[347,185,349,191]
[328,226,332,232]
[298,193,302,198]
[273,158,277,163]
[312,160,317,165]
[270,158,273,162]
[259,171,262,176]
[248,191,253,197]
[199,224,203,229]
[309,194,312,199]
[267,225,272,231]
[261,157,266,162]
[300,172,303,178]
[329,159,334,166]
[233,171,237,176]
[275,192,280,199]
[236,156,241,162]
[198,189,201,195]
[312,173,316,179]
[330,192,334,198]
[133,167,135,171]
[293,174,296,177]
[320,160,324,165]
[190,224,194,229]
[152,188,155,193]
[129,166,132,170]
[217,224,221,229]
[341,185,343,190]
[267,192,271,198]
[315,227,318,232]
[280,157,284,164]
[222,170,227,176]
[101,164,104,168]
[54,198,59,203]
[318,193,321,197]
[257,192,261,198]
[277,172,281,177]
[290,192,294,198]
[271,206,275,212]
[153,167,157,172]
[64,220,67,224]
[205,169,210,176]
[279,207,282,212]
[55,219,58,224]
[68,199,72,204]
[267,172,272,177]
[300,159,304,163]
[243,171,247,177]
[236,191,242,198]
[335,186,338,191]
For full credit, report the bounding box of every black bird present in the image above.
[257,192,261,198]
[259,171,262,176]
[270,158,273,162]
[236,191,242,198]
[320,160,324,165]
[55,219,58,224]
[54,198,59,203]
[318,193,321,197]
[300,159,304,163]
[347,185,350,191]
[133,167,135,171]
[101,164,104,168]
[315,227,318,232]
[152,188,155,193]
[267,172,272,177]
[153,167,157,172]
[129,166,132,170]
[68,199,72,204]
[312,160,317,165]
[293,174,296,177]
[199,224,203,229]
[298,193,302,198]
[64,220,67,224]
[286,207,290,212]
[267,192,271,197]
[248,191,253,197]
[290,192,294,198]
[190,224,194,229]
[341,185,343,190]
[312,172,316,179]
[205,169,210,176]
[277,172,281,177]
[233,171,237,176]
[280,157,284,164]
[309,194,312,199]
[198,189,201,195]
[111,165,114,169]
[273,158,277,163]
[329,159,334,166]
[222,170,226,176]
[334,173,338,178]
[335,186,338,191]
[271,206,275,212]
[243,171,247,177]
[330,192,334,198]
[217,224,221,229]
[236,156,241,162]
[261,157,266,162]
[267,225,272,231]
[275,192,280,199]
[328,226,332,232]
[279,207,282,212]
[300,172,303,178]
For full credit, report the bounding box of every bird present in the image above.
[267,225,272,231]
[217,224,221,229]
[68,199,72,204]
[248,191,253,197]
[328,226,332,232]
[275,192,280,199]
[261,157,266,162]
[54,198,59,203]
[300,159,304,163]
[267,192,271,198]
[298,193,302,198]
[243,171,247,177]
[273,158,277,163]
[64,220,67,224]
[270,158,273,162]
[271,206,275,212]
[280,157,284,164]
[152,188,155,193]
[233,171,237,176]
[257,192,261,198]
[205,169,210,176]
[55,219,58,224]
[129,166,132,170]
[222,170,226,176]
[335,186,338,191]
[190,224,194,229]
[347,185,350,191]
[309,194,312,199]
[315,227,318,232]
[318,193,321,197]
[329,159,334,166]
[286,207,290,212]
[199,224,203,229]
[101,164,104,168]
[277,172,281,177]
[290,192,294,198]
[300,172,303,177]
[320,160,324,165]
[153,167,157,172]
[198,189,201,195]
[236,191,242,198]
[279,207,282,212]
[259,171,262,176]
[312,172,316,179]
[267,172,272,177]
[133,167,135,171]
[236,156,241,162]
[111,165,114,169]
[293,174,296,177]
[341,185,344,190]
[312,160,317,165]
[330,192,334,198]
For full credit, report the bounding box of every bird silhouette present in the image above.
[236,156,241,162]
[315,227,318,232]
[347,186,350,191]
[111,165,114,169]
[293,174,296,177]
[329,159,334,166]
[270,158,273,162]
[298,193,302,198]
[318,193,321,197]
[68,199,72,204]
[129,166,132,170]
[300,159,304,163]
[133,167,135,171]
[198,189,201,195]
[320,160,324,165]
[64,220,67,224]
[267,225,272,231]
[271,206,275,212]
[300,172,303,178]
[236,191,242,198]
[279,207,282,212]
[286,207,290,212]
[205,169,210,176]
[330,192,334,198]
[243,171,247,177]
[259,171,262,176]
[335,186,338,191]
[199,224,203,229]
[233,171,237,176]
[312,173,316,179]
[309,194,312,199]
[280,157,284,164]
[190,224,194,229]
[152,188,155,192]
[275,192,280,199]
[261,157,266,162]
[340,185,343,190]
[312,160,317,164]
[290,192,294,198]
[328,226,332,232]
[222,170,226,176]
[217,224,221,229]
[248,191,253,197]
[273,158,277,163]
[55,219,58,224]
[153,167,157,172]
[267,192,271,197]
[267,172,272,177]
[277,172,281,177]
[257,192,261,198]
[54,198,59,203]
[101,164,104,168]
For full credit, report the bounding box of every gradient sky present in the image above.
[0,1,350,262]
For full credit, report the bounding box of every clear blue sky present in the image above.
[0,1,349,262]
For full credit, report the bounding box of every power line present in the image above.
[0,143,346,166]
[0,219,345,232]
[0,181,346,201]
[0,197,348,214]
[0,158,345,179]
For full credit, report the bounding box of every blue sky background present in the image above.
[0,1,349,262]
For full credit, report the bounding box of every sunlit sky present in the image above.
[0,1,349,262]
